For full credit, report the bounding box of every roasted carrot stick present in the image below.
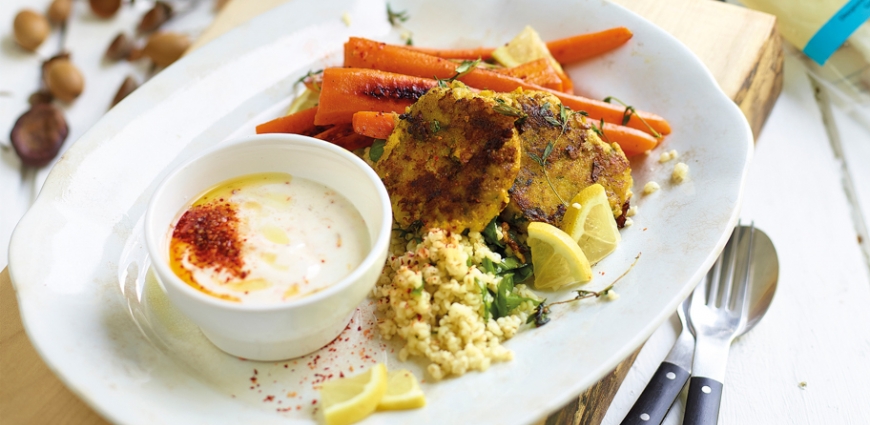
[255,106,320,135]
[315,67,438,126]
[407,27,632,64]
[600,122,658,156]
[312,123,374,150]
[344,38,670,135]
[495,58,563,92]
[352,111,397,139]
[547,27,633,64]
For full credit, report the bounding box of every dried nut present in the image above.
[105,33,134,61]
[28,91,54,106]
[13,10,50,51]
[45,59,84,103]
[111,76,138,107]
[47,0,72,24]
[10,103,69,167]
[137,1,173,33]
[41,52,70,84]
[143,32,191,68]
[127,47,144,61]
[89,0,121,18]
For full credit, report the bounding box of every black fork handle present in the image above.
[683,377,724,425]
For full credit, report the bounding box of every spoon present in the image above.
[621,225,778,425]
[683,224,778,424]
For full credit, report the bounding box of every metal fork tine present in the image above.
[731,223,755,316]
[719,224,742,308]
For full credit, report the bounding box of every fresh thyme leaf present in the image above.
[542,141,555,162]
[453,58,481,80]
[430,119,441,134]
[436,77,448,88]
[369,139,386,162]
[603,96,614,103]
[405,37,413,46]
[578,111,589,117]
[559,103,569,125]
[386,4,409,26]
[544,116,562,127]
[294,69,323,86]
[527,152,544,167]
[493,103,526,118]
[602,96,662,138]
[529,301,551,327]
[621,106,635,126]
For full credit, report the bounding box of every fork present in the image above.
[683,224,755,424]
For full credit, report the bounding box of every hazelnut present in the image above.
[137,1,173,33]
[45,58,84,103]
[111,76,138,108]
[13,10,50,51]
[143,32,191,68]
[10,103,69,167]
[105,33,134,61]
[47,0,72,24]
[89,0,121,18]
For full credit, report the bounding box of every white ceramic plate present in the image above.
[8,0,752,423]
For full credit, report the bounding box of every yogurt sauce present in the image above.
[168,172,369,304]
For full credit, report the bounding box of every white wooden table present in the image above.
[3,1,870,423]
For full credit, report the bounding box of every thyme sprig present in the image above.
[590,117,611,144]
[603,96,662,138]
[386,4,413,46]
[527,102,575,206]
[528,252,642,327]
[437,58,482,87]
[294,69,323,90]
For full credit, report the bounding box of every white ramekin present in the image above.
[144,134,392,361]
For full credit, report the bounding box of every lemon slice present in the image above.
[377,370,426,410]
[492,26,564,73]
[528,222,592,290]
[321,363,388,425]
[560,184,622,265]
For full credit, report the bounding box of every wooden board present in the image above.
[0,0,782,423]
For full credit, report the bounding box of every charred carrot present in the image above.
[312,123,374,151]
[255,106,319,135]
[344,38,670,135]
[547,27,633,64]
[315,67,438,126]
[352,111,397,139]
[495,58,563,92]
[407,27,631,64]
[599,122,659,156]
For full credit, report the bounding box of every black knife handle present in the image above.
[683,376,724,425]
[621,361,690,425]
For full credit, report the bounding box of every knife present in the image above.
[620,297,693,425]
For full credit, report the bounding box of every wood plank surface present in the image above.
[0,0,783,424]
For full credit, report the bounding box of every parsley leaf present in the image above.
[369,139,386,162]
[386,4,409,26]
[482,217,504,247]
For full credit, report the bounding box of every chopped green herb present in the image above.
[405,37,413,46]
[466,256,473,267]
[482,257,497,274]
[387,4,409,26]
[430,119,441,134]
[482,217,504,248]
[411,284,424,295]
[603,96,661,138]
[493,103,526,118]
[369,139,386,162]
[513,264,533,283]
[453,58,481,80]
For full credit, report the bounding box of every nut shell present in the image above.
[13,10,50,51]
[143,32,191,68]
[45,59,85,103]
[47,0,72,23]
[105,33,134,61]
[89,0,121,18]
[111,76,138,108]
[10,104,69,167]
[138,1,173,33]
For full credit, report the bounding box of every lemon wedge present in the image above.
[321,363,388,425]
[286,88,319,115]
[377,370,426,410]
[528,221,592,290]
[560,184,622,265]
[492,26,564,73]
